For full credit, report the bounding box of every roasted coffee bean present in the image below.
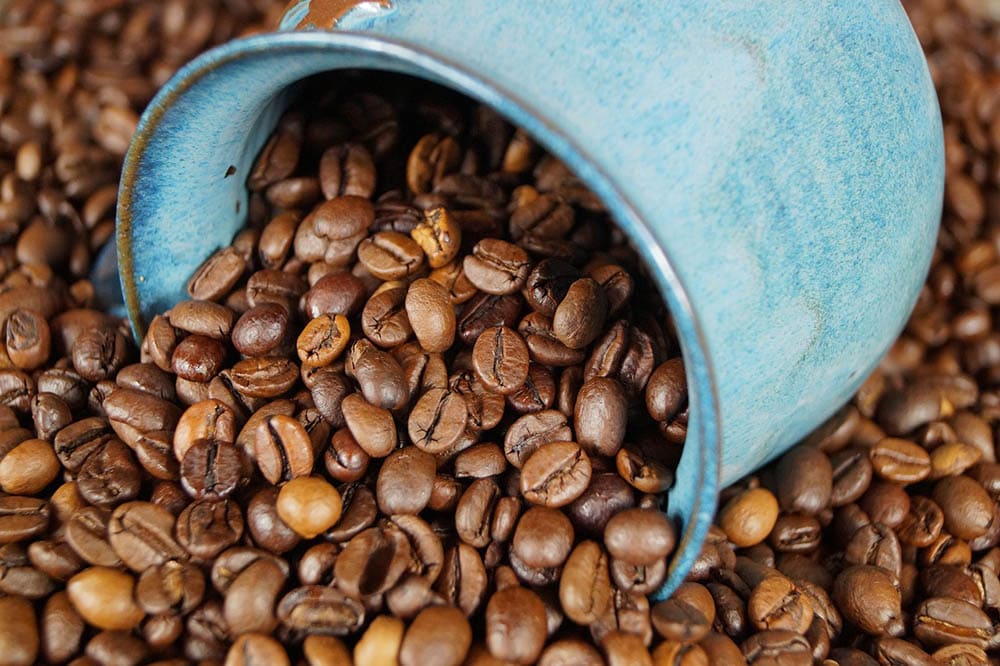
[486,586,547,663]
[406,277,456,352]
[297,313,350,368]
[458,292,522,345]
[775,445,833,516]
[455,477,501,548]
[521,440,592,507]
[504,409,572,468]
[858,481,910,528]
[832,565,903,636]
[225,357,299,399]
[553,278,608,349]
[408,388,468,454]
[741,630,811,665]
[320,142,376,199]
[108,501,185,572]
[524,259,579,316]
[411,207,462,268]
[567,472,636,536]
[913,597,994,649]
[575,376,628,457]
[399,605,471,666]
[615,439,675,495]
[345,339,409,410]
[454,442,507,479]
[377,446,436,515]
[361,281,412,348]
[276,476,342,539]
[0,595,38,666]
[188,247,246,301]
[472,325,530,395]
[559,540,613,625]
[247,486,302,554]
[358,231,425,280]
[324,427,370,482]
[830,446,874,507]
[76,438,141,508]
[65,506,120,567]
[0,437,59,494]
[335,525,411,598]
[136,559,205,616]
[5,308,50,370]
[769,514,822,553]
[604,508,676,565]
[748,575,814,634]
[176,499,244,560]
[464,238,530,295]
[224,558,286,635]
[435,543,488,616]
[512,506,574,570]
[67,566,144,631]
[932,474,994,540]
[253,414,315,484]
[652,582,716,643]
[341,393,397,458]
[181,439,248,499]
[232,304,289,357]
[869,438,932,484]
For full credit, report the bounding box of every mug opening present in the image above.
[117,30,722,600]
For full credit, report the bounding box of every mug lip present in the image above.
[117,29,723,597]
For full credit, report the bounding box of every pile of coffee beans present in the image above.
[1,0,999,664]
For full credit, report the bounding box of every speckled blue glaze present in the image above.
[110,0,943,600]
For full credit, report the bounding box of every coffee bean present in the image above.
[458,292,522,345]
[472,325,530,395]
[559,540,612,625]
[652,582,715,643]
[67,566,144,631]
[341,393,397,458]
[552,278,608,349]
[253,414,315,484]
[741,630,812,665]
[408,387,468,455]
[521,440,592,507]
[226,633,290,666]
[246,486,302,554]
[913,596,993,649]
[335,525,411,598]
[232,304,289,357]
[225,357,298,399]
[932,474,994,540]
[361,282,413,348]
[276,476,342,539]
[181,439,248,499]
[399,605,471,666]
[603,507,676,566]
[320,142,376,199]
[5,308,50,370]
[463,238,529,295]
[108,501,185,572]
[188,248,247,302]
[615,440,675,495]
[512,506,573,570]
[486,586,547,663]
[454,442,507,479]
[408,134,462,195]
[136,559,205,615]
[456,477,501,548]
[345,339,409,410]
[224,558,286,636]
[405,278,456,352]
[775,445,833,516]
[832,565,903,636]
[0,595,38,666]
[297,314,350,368]
[574,376,628,457]
[76,438,141,508]
[358,231,425,280]
[869,438,932,484]
[176,499,244,560]
[377,446,436,515]
[411,207,462,268]
[0,437,59,494]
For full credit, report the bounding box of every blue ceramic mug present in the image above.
[103,0,944,599]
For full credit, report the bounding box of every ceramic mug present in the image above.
[102,0,944,599]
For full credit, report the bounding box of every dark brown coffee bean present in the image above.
[361,282,412,348]
[521,440,592,507]
[76,438,141,508]
[870,638,936,666]
[345,339,409,410]
[136,560,205,615]
[505,363,556,414]
[566,472,636,537]
[64,506,120,567]
[472,326,535,400]
[451,370,506,431]
[232,304,289,357]
[574,376,628,457]
[604,507,676,566]
[552,278,608,349]
[175,399,237,460]
[913,597,993,649]
[615,439,675,495]
[832,565,903,636]
[408,134,462,195]
[107,501,185,572]
[932,474,994,540]
[253,414,315,484]
[223,557,286,636]
[180,439,248,499]
[335,526,411,598]
[320,142,376,199]
[278,586,362,638]
[249,113,302,190]
[5,308,50,370]
[524,258,579,316]
[225,357,298,399]
[405,278,456,353]
[358,231,425,280]
[774,445,833,516]
[897,495,944,547]
[399,605,471,666]
[857,481,910,528]
[486,586,547,663]
[377,446,436,515]
[768,514,822,553]
[455,478,501,548]
[169,300,236,340]
[829,447,874,507]
[408,388,468,455]
[341,393,397,458]
[323,427,370,483]
[245,486,301,554]
[72,327,128,382]
[585,320,656,396]
[463,238,530,295]
[458,292,522,345]
[176,499,244,560]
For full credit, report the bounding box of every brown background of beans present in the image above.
[1,0,1000,665]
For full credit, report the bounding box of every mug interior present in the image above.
[117,30,722,600]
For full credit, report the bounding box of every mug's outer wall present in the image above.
[289,1,943,485]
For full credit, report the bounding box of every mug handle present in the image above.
[279,0,394,31]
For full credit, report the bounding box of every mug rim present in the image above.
[116,29,723,599]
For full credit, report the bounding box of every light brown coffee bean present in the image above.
[405,278,456,352]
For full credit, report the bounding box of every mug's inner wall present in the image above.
[118,33,722,600]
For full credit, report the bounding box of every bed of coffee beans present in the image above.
[1,0,999,664]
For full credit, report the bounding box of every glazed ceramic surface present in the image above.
[110,0,943,599]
